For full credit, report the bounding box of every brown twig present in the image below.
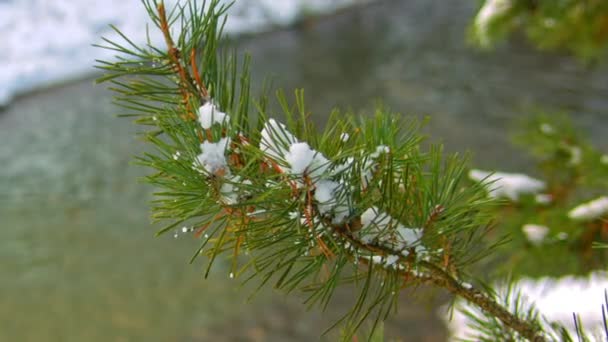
[157,2,201,121]
[418,260,546,342]
[326,214,546,341]
[190,48,209,98]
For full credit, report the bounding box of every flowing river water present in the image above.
[1,0,607,341]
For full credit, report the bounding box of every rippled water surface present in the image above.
[1,0,607,340]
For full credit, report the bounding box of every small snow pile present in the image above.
[260,119,331,179]
[361,253,403,269]
[568,196,608,222]
[358,146,391,188]
[260,119,352,223]
[285,143,316,174]
[259,119,404,227]
[196,137,231,175]
[521,224,549,245]
[358,206,424,255]
[194,101,254,204]
[284,142,330,180]
[370,145,390,158]
[567,146,582,166]
[474,0,512,46]
[195,100,233,175]
[540,123,555,135]
[260,119,298,167]
[224,0,375,33]
[220,175,252,205]
[314,179,350,223]
[535,193,553,205]
[445,272,608,341]
[313,180,339,208]
[469,169,545,201]
[198,102,230,129]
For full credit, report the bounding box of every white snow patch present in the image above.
[370,145,390,158]
[314,180,339,211]
[284,142,331,179]
[313,179,350,224]
[260,119,298,166]
[196,137,231,175]
[543,18,557,28]
[261,123,330,180]
[359,146,391,187]
[285,142,316,175]
[522,224,549,245]
[567,146,582,166]
[198,102,230,129]
[307,153,331,180]
[361,158,376,188]
[445,272,608,341]
[469,169,545,201]
[259,118,349,223]
[535,193,553,205]
[396,227,424,251]
[333,157,355,175]
[220,175,246,205]
[359,207,424,252]
[360,207,392,244]
[331,204,351,225]
[0,0,373,106]
[474,0,512,46]
[384,254,400,268]
[540,123,555,135]
[360,253,404,270]
[568,196,608,222]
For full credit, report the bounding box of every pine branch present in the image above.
[470,0,608,62]
[97,1,557,340]
[419,261,545,341]
[157,1,207,116]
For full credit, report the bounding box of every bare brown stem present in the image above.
[157,2,206,121]
[418,261,546,342]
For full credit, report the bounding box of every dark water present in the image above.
[1,0,607,341]
[239,0,607,170]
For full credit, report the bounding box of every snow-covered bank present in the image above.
[0,0,369,106]
[445,273,608,341]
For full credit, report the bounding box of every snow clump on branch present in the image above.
[469,169,545,201]
[198,102,230,129]
[521,224,549,245]
[474,0,512,46]
[197,137,231,175]
[568,196,608,222]
[359,206,425,256]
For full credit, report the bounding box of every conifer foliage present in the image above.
[469,114,608,279]
[96,1,589,340]
[471,0,608,61]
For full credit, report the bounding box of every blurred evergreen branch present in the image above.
[470,0,608,62]
[470,113,608,278]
